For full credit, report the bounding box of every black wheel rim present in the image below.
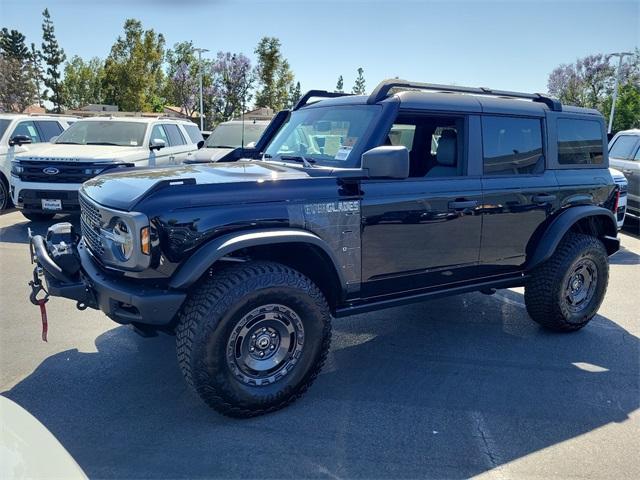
[226,304,305,386]
[564,258,598,313]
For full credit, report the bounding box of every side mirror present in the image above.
[196,140,205,149]
[361,146,409,179]
[245,141,256,148]
[49,135,59,143]
[9,135,32,147]
[149,138,166,151]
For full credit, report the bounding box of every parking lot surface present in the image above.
[1,210,638,479]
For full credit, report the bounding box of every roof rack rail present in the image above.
[294,90,352,110]
[367,79,562,111]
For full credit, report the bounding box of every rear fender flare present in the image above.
[526,206,619,270]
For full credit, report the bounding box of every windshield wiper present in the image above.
[207,145,236,149]
[55,141,81,144]
[279,155,316,168]
[86,142,124,146]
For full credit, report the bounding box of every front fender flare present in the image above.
[169,228,346,290]
[526,205,619,270]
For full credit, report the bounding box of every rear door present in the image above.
[361,112,483,298]
[479,114,559,273]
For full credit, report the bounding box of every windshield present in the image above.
[263,106,378,166]
[55,120,147,147]
[205,122,268,148]
[0,119,10,141]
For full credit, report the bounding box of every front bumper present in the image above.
[30,234,186,326]
[12,178,81,213]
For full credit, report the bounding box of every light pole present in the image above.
[194,47,209,131]
[607,51,633,134]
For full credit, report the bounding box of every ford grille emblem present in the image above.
[43,167,60,175]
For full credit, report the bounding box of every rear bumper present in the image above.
[31,235,186,326]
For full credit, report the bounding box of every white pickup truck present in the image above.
[0,114,75,211]
[10,116,203,221]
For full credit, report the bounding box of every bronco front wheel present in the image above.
[175,261,332,417]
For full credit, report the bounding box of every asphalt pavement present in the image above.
[1,210,638,479]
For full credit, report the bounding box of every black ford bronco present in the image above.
[29,80,621,417]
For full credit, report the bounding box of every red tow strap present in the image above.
[38,299,48,342]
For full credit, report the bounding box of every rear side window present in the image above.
[557,119,603,165]
[35,120,63,142]
[164,124,186,146]
[482,116,543,175]
[182,124,204,144]
[609,135,638,160]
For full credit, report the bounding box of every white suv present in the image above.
[11,116,204,221]
[0,114,75,211]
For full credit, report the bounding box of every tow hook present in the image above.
[28,267,50,342]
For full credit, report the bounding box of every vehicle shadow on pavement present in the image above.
[3,290,638,479]
[0,215,79,244]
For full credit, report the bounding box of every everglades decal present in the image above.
[304,201,360,216]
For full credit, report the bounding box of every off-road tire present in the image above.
[21,211,56,222]
[175,261,332,418]
[525,232,609,332]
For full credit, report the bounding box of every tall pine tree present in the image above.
[335,75,344,93]
[0,28,30,60]
[30,43,45,106]
[41,8,66,112]
[352,67,366,95]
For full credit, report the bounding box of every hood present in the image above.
[192,146,234,162]
[15,143,144,162]
[81,160,313,210]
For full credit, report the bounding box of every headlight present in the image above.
[112,218,134,260]
[11,162,23,175]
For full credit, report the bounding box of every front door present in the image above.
[360,113,483,298]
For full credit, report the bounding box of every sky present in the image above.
[1,0,638,96]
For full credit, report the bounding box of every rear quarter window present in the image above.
[557,119,603,165]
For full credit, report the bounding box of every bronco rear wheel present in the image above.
[525,232,609,332]
[175,261,332,417]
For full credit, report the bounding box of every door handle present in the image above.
[448,200,478,210]
[532,194,556,203]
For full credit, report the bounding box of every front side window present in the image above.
[264,106,379,167]
[609,135,638,160]
[482,116,543,175]
[55,121,147,147]
[12,121,42,143]
[557,118,603,165]
[164,124,186,146]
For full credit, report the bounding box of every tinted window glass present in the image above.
[0,119,11,140]
[557,119,603,165]
[35,120,63,142]
[609,135,638,160]
[482,116,543,175]
[206,122,269,148]
[164,124,186,146]
[56,121,146,146]
[183,124,204,144]
[12,121,42,143]
[150,125,169,145]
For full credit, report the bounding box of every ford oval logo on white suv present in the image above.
[43,167,60,175]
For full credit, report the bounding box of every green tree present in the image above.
[208,52,254,125]
[30,43,45,106]
[335,75,344,93]
[102,19,165,112]
[164,41,201,117]
[254,37,294,111]
[288,81,301,108]
[41,8,66,112]
[352,67,366,95]
[62,56,104,109]
[0,56,36,112]
[0,28,30,60]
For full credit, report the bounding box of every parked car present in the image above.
[608,129,639,218]
[0,396,87,479]
[610,168,628,229]
[28,79,620,418]
[10,116,204,221]
[0,114,75,211]
[190,119,270,163]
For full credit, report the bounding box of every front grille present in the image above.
[18,161,102,184]
[79,194,104,255]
